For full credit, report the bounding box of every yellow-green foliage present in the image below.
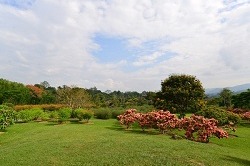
[14,104,65,112]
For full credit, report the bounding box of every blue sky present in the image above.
[0,0,250,92]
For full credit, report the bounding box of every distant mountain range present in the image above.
[205,83,250,96]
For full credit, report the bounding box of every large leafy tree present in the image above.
[232,89,250,109]
[156,74,205,118]
[0,78,31,104]
[219,88,233,108]
[57,86,93,109]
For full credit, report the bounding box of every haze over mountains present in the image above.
[205,83,250,96]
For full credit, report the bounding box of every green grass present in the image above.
[0,120,250,166]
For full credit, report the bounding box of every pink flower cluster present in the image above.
[137,110,179,133]
[179,115,228,143]
[243,111,250,120]
[117,109,139,129]
[118,109,229,143]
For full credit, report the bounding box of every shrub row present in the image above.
[118,109,228,143]
[15,107,94,124]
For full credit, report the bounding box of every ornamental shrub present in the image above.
[243,111,250,120]
[179,115,228,143]
[94,108,112,119]
[0,105,16,130]
[57,108,72,123]
[75,109,93,122]
[118,109,228,143]
[117,109,139,129]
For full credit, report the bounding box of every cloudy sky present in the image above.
[0,0,249,92]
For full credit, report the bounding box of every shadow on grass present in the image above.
[239,121,250,128]
[106,122,169,136]
[222,156,250,166]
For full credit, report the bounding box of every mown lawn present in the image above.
[0,119,249,166]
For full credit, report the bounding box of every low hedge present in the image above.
[14,104,66,112]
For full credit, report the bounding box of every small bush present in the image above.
[57,108,72,123]
[94,108,112,119]
[30,108,44,120]
[0,105,16,130]
[17,110,35,122]
[40,111,50,121]
[49,111,59,119]
[75,109,93,122]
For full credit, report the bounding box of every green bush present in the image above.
[31,108,44,120]
[39,111,50,121]
[196,106,241,125]
[0,105,16,130]
[49,111,59,119]
[94,108,112,119]
[75,109,93,122]
[57,108,72,123]
[17,110,34,122]
[111,109,125,119]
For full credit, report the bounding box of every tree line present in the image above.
[1,76,249,113]
[0,78,155,108]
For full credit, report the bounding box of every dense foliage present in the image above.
[219,88,233,108]
[232,89,250,109]
[155,74,205,118]
[0,79,31,105]
[0,78,155,110]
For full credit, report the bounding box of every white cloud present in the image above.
[0,0,249,92]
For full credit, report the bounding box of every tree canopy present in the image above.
[155,74,205,118]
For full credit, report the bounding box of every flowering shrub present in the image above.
[137,111,179,133]
[242,111,250,120]
[118,109,228,143]
[117,109,139,129]
[118,109,179,133]
[179,115,228,143]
